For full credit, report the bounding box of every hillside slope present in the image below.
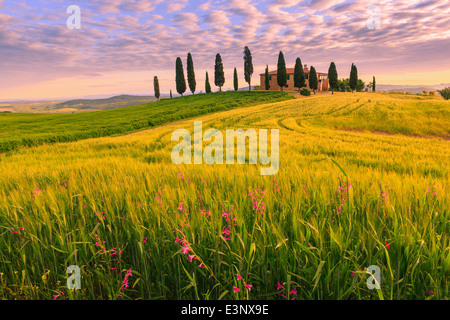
[0,91,293,152]
[54,94,158,111]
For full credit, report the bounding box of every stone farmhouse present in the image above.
[259,65,329,91]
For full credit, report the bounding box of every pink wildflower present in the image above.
[182,245,190,254]
[121,268,133,289]
[222,227,231,235]
[290,287,297,296]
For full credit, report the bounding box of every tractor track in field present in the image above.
[117,98,298,138]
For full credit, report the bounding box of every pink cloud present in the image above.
[204,10,231,25]
[166,2,187,13]
[151,14,164,21]
[198,1,211,11]
[120,0,157,13]
[172,12,200,31]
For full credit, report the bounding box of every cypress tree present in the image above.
[265,65,270,90]
[214,53,225,92]
[205,71,212,93]
[328,62,338,94]
[309,66,318,94]
[277,51,287,91]
[243,46,253,91]
[175,57,186,96]
[233,67,238,91]
[187,52,196,94]
[372,76,376,92]
[153,76,160,100]
[294,57,305,93]
[349,63,358,93]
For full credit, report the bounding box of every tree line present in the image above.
[271,51,376,94]
[153,47,377,99]
[153,46,254,99]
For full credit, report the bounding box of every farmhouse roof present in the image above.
[259,68,328,76]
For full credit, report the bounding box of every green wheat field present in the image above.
[0,91,448,300]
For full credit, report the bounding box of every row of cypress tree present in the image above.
[153,47,254,98]
[154,49,374,98]
[270,51,368,94]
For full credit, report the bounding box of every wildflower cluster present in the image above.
[276,282,299,300]
[155,188,163,208]
[95,210,107,221]
[178,171,190,183]
[197,190,211,217]
[60,178,69,189]
[11,226,25,238]
[176,201,191,227]
[379,185,391,207]
[336,183,350,216]
[273,179,281,196]
[221,205,236,241]
[121,268,133,289]
[94,235,123,271]
[175,233,204,268]
[248,187,266,215]
[234,274,253,294]
[53,290,68,300]
[378,185,391,217]
[426,184,438,201]
[32,187,42,200]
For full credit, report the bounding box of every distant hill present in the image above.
[55,94,158,111]
[376,83,450,93]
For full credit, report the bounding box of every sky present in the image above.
[0,0,449,100]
